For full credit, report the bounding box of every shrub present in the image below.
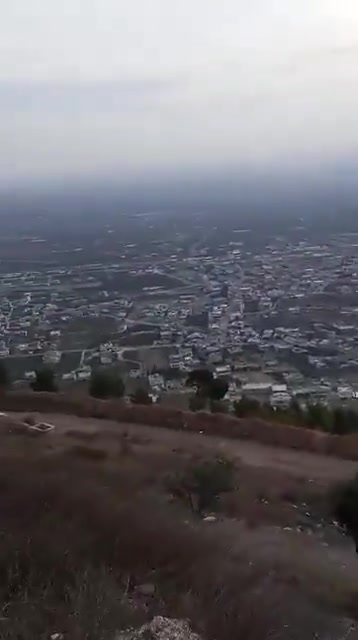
[189,394,206,412]
[332,474,358,552]
[89,369,125,399]
[233,396,260,418]
[208,379,229,401]
[168,457,236,515]
[31,367,58,392]
[131,387,152,405]
[186,370,228,401]
[186,368,214,392]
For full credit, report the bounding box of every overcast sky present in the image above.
[1,0,358,187]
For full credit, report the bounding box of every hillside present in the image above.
[0,403,358,639]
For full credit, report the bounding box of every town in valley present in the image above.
[1,206,358,410]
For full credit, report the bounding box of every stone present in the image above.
[116,616,202,640]
[203,515,217,523]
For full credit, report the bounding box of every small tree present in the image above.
[89,370,125,399]
[189,394,206,412]
[305,403,332,432]
[186,368,214,396]
[331,407,358,435]
[31,368,58,392]
[0,360,10,389]
[233,396,260,418]
[189,457,235,514]
[288,398,303,424]
[131,387,152,405]
[208,378,228,401]
[166,457,235,515]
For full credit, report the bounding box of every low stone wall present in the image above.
[1,391,358,460]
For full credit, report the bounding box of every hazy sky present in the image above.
[1,0,358,186]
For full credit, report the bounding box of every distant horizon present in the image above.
[1,164,358,225]
[2,1,358,190]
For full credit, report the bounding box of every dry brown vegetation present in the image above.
[0,432,283,640]
[0,412,357,639]
[2,390,358,459]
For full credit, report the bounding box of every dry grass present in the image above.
[69,444,109,461]
[65,429,101,442]
[0,424,354,640]
[0,447,281,640]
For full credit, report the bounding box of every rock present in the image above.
[203,516,217,523]
[116,616,202,640]
[136,583,156,596]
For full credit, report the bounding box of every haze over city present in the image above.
[1,0,358,197]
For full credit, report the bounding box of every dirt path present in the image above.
[15,412,358,482]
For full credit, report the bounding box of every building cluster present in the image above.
[1,230,358,407]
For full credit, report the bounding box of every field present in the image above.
[60,316,118,350]
[4,354,44,378]
[1,411,358,639]
[122,346,176,369]
[119,330,160,347]
[101,271,186,293]
[58,350,82,373]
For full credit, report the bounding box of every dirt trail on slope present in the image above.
[19,412,358,482]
